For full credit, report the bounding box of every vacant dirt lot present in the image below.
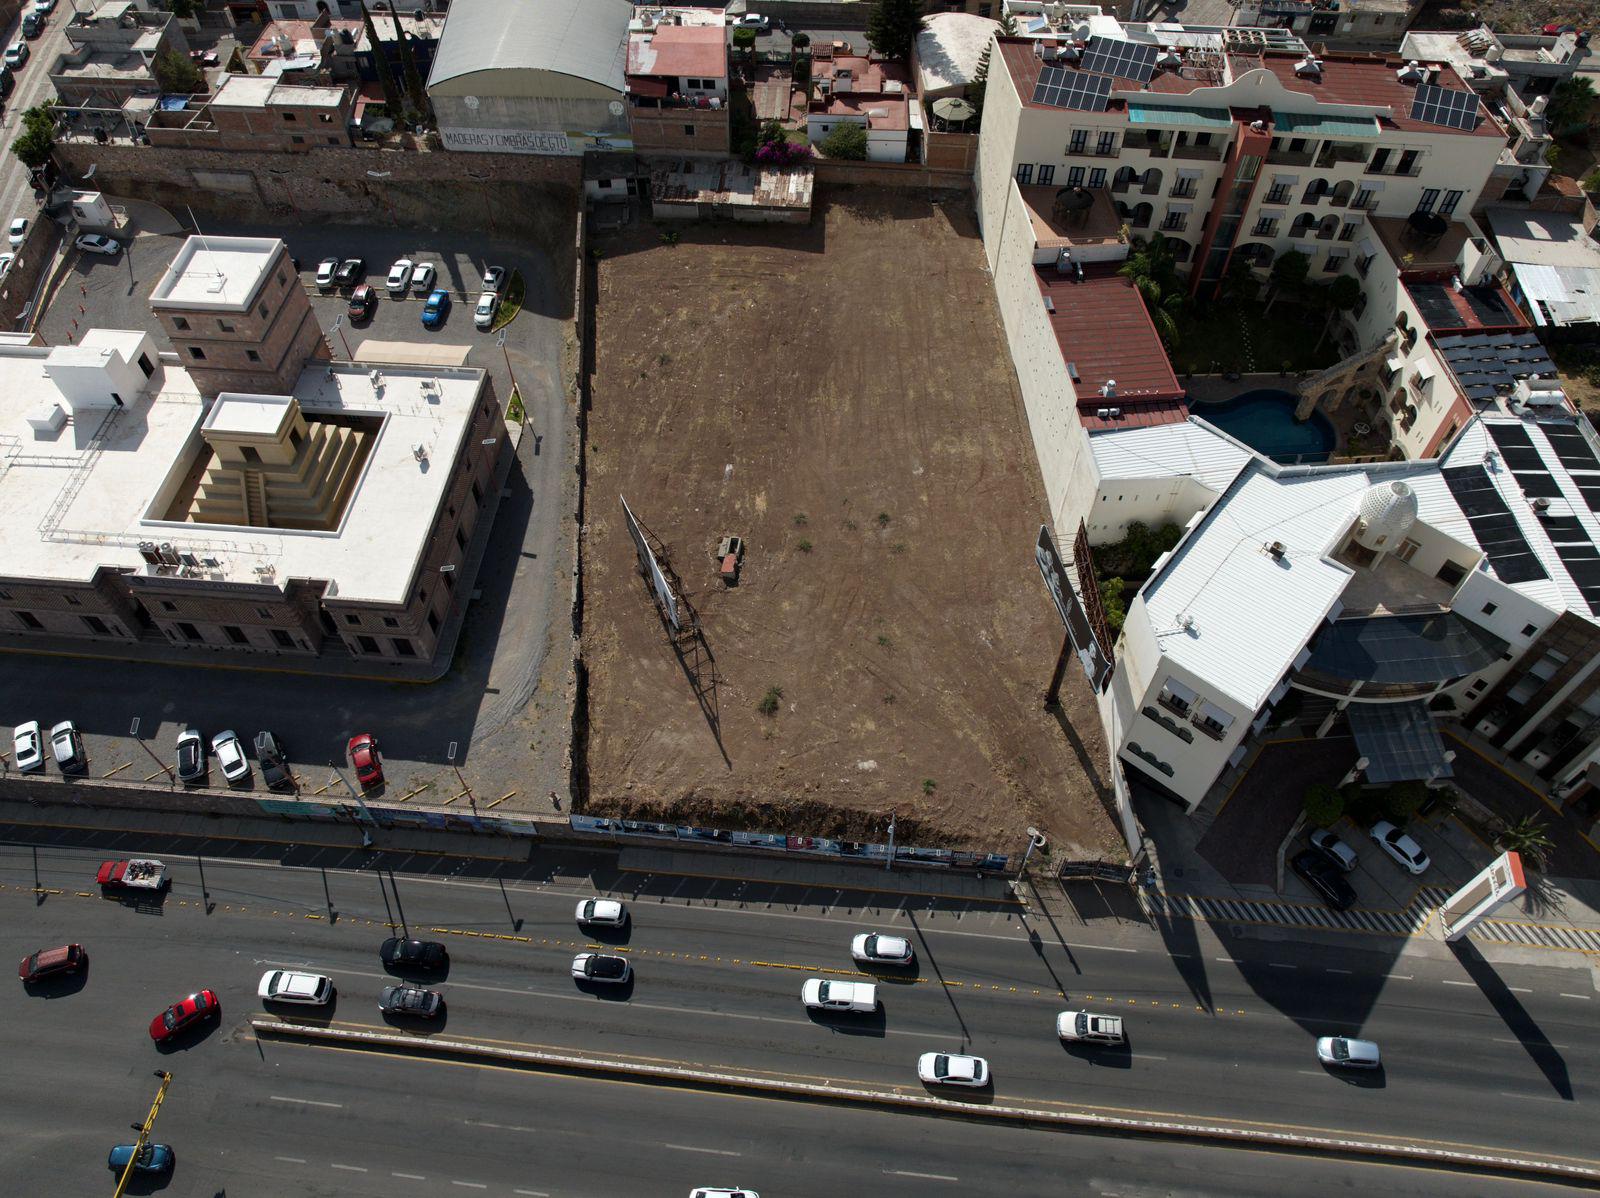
[581,190,1117,857]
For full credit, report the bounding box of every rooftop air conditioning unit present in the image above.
[1097,407,1111,418]
[1396,59,1424,84]
[1532,496,1552,511]
[1267,540,1287,560]
[1108,407,1121,418]
[1294,55,1323,78]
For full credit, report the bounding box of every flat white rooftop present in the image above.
[150,235,284,312]
[204,392,293,436]
[0,339,485,606]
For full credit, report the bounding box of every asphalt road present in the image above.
[0,7,71,245]
[2,837,1595,1196]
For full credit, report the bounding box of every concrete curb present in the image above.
[251,1021,1598,1184]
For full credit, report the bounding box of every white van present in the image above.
[801,978,877,1012]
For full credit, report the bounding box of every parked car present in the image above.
[1369,820,1430,875]
[258,969,334,1005]
[386,257,413,292]
[0,252,14,281]
[33,0,58,15]
[1309,827,1358,871]
[254,730,290,790]
[571,952,632,984]
[12,720,44,772]
[21,11,41,39]
[1317,1035,1381,1069]
[851,932,914,966]
[380,984,442,1017]
[74,233,120,256]
[801,978,877,1012]
[421,288,451,328]
[737,13,769,29]
[1291,849,1357,912]
[575,898,627,927]
[1056,1010,1125,1043]
[4,41,29,69]
[176,727,204,784]
[315,257,339,289]
[410,263,436,294]
[148,988,219,1042]
[334,257,364,287]
[347,732,383,787]
[481,264,506,294]
[473,291,499,330]
[107,1144,174,1175]
[348,284,376,320]
[8,216,28,247]
[380,937,448,971]
[211,730,250,785]
[0,65,12,99]
[49,720,84,772]
[917,1051,989,1087]
[18,943,85,983]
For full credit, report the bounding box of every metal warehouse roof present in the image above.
[428,0,633,94]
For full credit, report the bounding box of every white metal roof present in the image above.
[427,0,633,94]
[1089,419,1254,496]
[914,13,1000,94]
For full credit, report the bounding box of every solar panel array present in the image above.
[1489,423,1564,498]
[1031,64,1112,112]
[1441,463,1549,584]
[1432,333,1556,404]
[1080,36,1159,83]
[1410,82,1481,131]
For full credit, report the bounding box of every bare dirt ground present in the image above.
[580,189,1119,857]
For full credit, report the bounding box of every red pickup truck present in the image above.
[96,859,167,890]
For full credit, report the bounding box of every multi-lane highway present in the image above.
[2,836,1594,1195]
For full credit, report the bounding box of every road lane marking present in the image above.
[1509,987,1533,994]
[330,1164,368,1172]
[1560,993,1592,1000]
[1387,974,1413,980]
[270,1095,344,1108]
[1130,1053,1167,1061]
[1441,980,1474,987]
[663,1144,741,1157]
[1493,1037,1570,1049]
[1499,1091,1570,1104]
[1268,963,1295,971]
[451,1183,488,1189]
[392,1173,427,1180]
[274,1156,306,1164]
[513,1191,551,1196]
[1325,968,1352,975]
[886,1170,959,1181]
[464,1120,539,1133]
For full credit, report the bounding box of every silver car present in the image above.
[1369,820,1430,875]
[851,932,914,966]
[1317,1036,1380,1068]
[12,720,44,772]
[1309,827,1358,871]
[575,898,627,927]
[212,730,250,785]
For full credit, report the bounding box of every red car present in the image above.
[348,733,383,788]
[149,989,219,1042]
[348,284,375,320]
[19,943,85,983]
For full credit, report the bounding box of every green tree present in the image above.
[168,0,200,18]
[732,25,757,64]
[1381,781,1429,823]
[1221,251,1259,304]
[1303,783,1344,828]
[387,5,430,122]
[11,104,56,171]
[866,0,924,62]
[1118,234,1186,349]
[1316,273,1362,348]
[790,30,811,75]
[1546,75,1597,137]
[359,0,403,117]
[1098,576,1127,635]
[153,48,204,94]
[821,121,868,160]
[1495,815,1554,870]
[1265,249,1310,313]
[998,11,1019,35]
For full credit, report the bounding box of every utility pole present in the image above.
[1018,826,1048,879]
[331,762,378,848]
[114,1071,173,1198]
[885,815,896,872]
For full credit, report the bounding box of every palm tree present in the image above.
[1546,75,1597,138]
[1118,235,1185,349]
[1494,815,1554,869]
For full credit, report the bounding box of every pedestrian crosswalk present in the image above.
[1140,888,1448,937]
[1472,917,1600,955]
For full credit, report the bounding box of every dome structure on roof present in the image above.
[1352,480,1418,551]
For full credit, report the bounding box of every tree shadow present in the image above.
[1448,939,1572,1100]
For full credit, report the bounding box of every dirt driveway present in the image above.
[581,189,1117,856]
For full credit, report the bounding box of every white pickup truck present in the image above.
[96,858,167,891]
[1056,1010,1125,1043]
[802,978,878,1013]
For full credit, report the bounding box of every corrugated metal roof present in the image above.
[427,0,632,93]
[1089,419,1253,495]
[1126,102,1232,129]
[1508,263,1600,328]
[1037,267,1185,404]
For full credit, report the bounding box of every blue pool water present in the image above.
[1190,389,1335,463]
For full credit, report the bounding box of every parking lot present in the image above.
[3,209,577,814]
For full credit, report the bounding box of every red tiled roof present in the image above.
[627,25,727,80]
[817,93,909,130]
[1037,266,1186,413]
[1234,52,1504,139]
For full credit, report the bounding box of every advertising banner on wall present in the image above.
[1036,524,1114,693]
[439,127,634,156]
[622,495,681,631]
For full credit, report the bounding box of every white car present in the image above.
[4,41,27,69]
[917,1051,989,1088]
[74,233,120,256]
[8,217,28,247]
[258,970,334,1005]
[386,258,413,292]
[571,952,631,984]
[690,1191,759,1198]
[211,730,250,785]
[1056,1010,1125,1043]
[737,13,769,29]
[410,263,436,295]
[575,897,626,927]
[1317,1035,1380,1069]
[12,720,44,772]
[33,0,58,13]
[851,932,913,966]
[315,257,339,289]
[49,720,84,771]
[1309,827,1358,871]
[802,978,877,1012]
[481,264,506,294]
[473,291,499,329]
[1369,820,1430,875]
[0,252,15,280]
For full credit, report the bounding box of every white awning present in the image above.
[1384,354,1404,374]
[1176,167,1203,180]
[1413,358,1436,381]
[1358,238,1376,258]
[1272,173,1300,186]
[1359,179,1385,192]
[1166,203,1193,214]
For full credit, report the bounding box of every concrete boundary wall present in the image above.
[813,160,972,190]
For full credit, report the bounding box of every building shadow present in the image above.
[1448,939,1572,1100]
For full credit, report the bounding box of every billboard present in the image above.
[622,496,681,631]
[1036,524,1113,693]
[438,127,635,156]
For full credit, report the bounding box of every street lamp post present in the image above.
[1018,826,1048,879]
[885,815,896,872]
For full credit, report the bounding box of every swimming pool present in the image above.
[1190,389,1335,463]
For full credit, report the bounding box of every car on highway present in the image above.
[481,264,506,294]
[12,720,44,772]
[381,937,448,971]
[50,719,85,772]
[572,952,632,984]
[802,978,877,1013]
[315,257,339,289]
[411,262,436,294]
[176,727,205,783]
[4,41,28,69]
[917,1051,989,1088]
[421,287,451,328]
[1369,820,1430,875]
[258,969,334,1005]
[108,1143,174,1175]
[1316,1035,1381,1069]
[211,730,250,785]
[1056,1010,1125,1044]
[6,217,25,247]
[255,729,291,790]
[575,898,627,927]
[690,1190,759,1198]
[386,258,413,292]
[348,732,383,787]
[473,291,499,330]
[1309,827,1358,871]
[74,233,120,256]
[348,283,376,321]
[334,257,364,287]
[149,988,219,1042]
[18,942,85,983]
[380,984,443,1018]
[851,932,913,966]
[1290,849,1356,912]
[97,859,166,890]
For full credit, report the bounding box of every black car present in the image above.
[254,730,291,791]
[334,257,364,287]
[1291,850,1357,912]
[379,984,442,1018]
[380,937,448,970]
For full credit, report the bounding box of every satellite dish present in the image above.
[608,100,624,116]
[463,95,480,109]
